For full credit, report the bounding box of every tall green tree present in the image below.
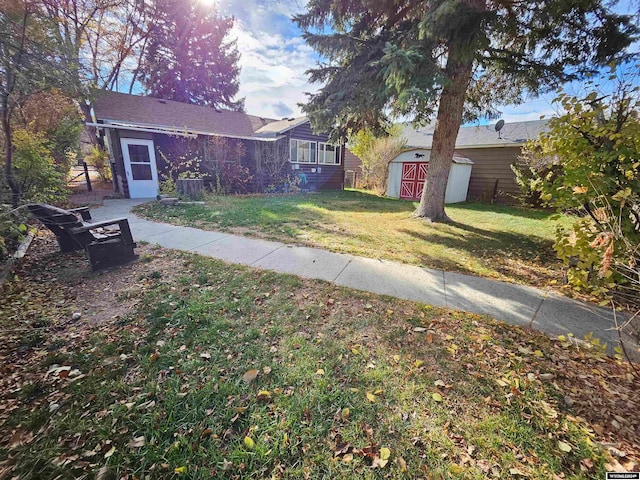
[141,0,243,110]
[294,0,638,221]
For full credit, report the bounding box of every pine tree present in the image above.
[294,0,637,221]
[141,0,243,111]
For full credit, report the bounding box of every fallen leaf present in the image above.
[558,441,572,453]
[432,392,443,402]
[366,392,376,403]
[413,327,426,332]
[174,466,187,474]
[397,456,407,472]
[315,369,325,375]
[341,408,350,420]
[414,360,424,368]
[222,458,233,471]
[200,353,211,360]
[104,446,116,458]
[380,447,391,460]
[242,369,258,383]
[434,380,446,388]
[256,390,271,401]
[127,436,146,448]
[244,436,255,449]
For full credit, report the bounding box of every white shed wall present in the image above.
[444,163,472,203]
[387,163,402,198]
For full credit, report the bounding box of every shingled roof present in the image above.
[92,91,277,139]
[253,116,309,137]
[402,119,550,149]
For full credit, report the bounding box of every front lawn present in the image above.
[0,234,637,479]
[136,190,572,287]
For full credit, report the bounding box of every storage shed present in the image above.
[387,149,473,203]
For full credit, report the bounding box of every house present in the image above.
[347,119,549,202]
[88,91,345,198]
[396,119,549,202]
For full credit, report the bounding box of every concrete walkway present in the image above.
[93,199,638,358]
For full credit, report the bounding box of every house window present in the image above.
[290,139,316,163]
[318,143,341,165]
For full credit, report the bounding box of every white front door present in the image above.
[120,138,159,198]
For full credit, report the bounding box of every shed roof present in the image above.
[92,91,277,139]
[402,119,550,149]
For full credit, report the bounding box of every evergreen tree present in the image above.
[294,0,637,221]
[141,0,243,111]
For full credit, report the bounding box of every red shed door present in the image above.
[400,162,428,200]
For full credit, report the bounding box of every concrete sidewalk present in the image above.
[93,199,638,358]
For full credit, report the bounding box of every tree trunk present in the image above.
[2,97,20,208]
[177,178,204,199]
[415,57,473,222]
[80,101,99,146]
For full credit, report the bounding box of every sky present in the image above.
[216,0,639,124]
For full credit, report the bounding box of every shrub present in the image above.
[510,159,560,208]
[84,146,112,182]
[0,129,67,205]
[525,74,640,297]
[0,206,28,264]
[349,127,406,195]
[213,164,253,194]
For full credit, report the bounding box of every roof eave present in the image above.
[90,120,285,142]
[405,142,527,150]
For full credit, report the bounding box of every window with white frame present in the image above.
[318,143,341,165]
[290,139,316,163]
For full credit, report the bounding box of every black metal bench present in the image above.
[27,203,137,271]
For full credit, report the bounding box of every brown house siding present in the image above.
[455,146,521,203]
[286,123,344,190]
[344,149,362,173]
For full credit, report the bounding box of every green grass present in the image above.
[135,190,573,286]
[1,243,636,479]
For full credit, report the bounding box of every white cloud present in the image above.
[216,0,318,118]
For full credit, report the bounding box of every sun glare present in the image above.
[198,0,217,6]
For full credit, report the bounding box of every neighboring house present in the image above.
[88,91,344,198]
[399,119,549,202]
[348,119,549,202]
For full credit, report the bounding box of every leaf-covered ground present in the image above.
[0,233,638,479]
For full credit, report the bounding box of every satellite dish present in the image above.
[495,119,505,138]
